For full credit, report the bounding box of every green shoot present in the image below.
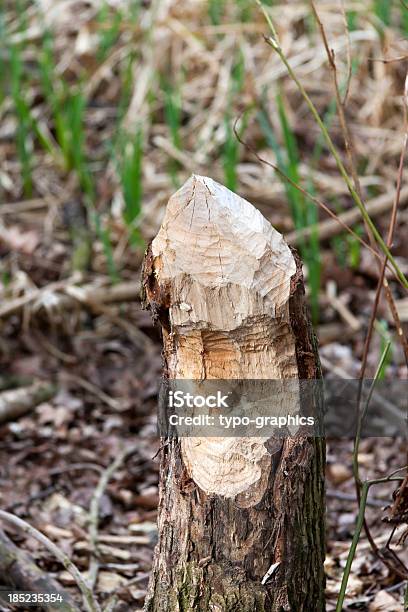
[400,1,408,34]
[257,94,321,323]
[223,51,245,191]
[236,0,253,22]
[116,51,137,127]
[0,11,6,107]
[65,89,94,201]
[97,2,122,61]
[223,116,239,191]
[93,212,120,283]
[129,0,142,22]
[162,78,182,186]
[376,320,393,380]
[347,225,363,270]
[276,92,305,231]
[10,43,33,197]
[373,0,392,26]
[163,81,182,151]
[208,0,225,25]
[117,128,144,246]
[346,10,358,31]
[38,30,82,173]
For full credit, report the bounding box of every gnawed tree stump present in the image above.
[143,175,325,611]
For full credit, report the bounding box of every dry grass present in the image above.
[1,2,407,365]
[0,5,407,216]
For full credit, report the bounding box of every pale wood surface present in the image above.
[151,175,299,506]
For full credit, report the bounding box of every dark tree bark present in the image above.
[143,175,325,611]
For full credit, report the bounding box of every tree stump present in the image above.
[143,175,325,612]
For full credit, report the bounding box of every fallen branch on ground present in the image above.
[0,280,140,320]
[0,511,101,612]
[0,528,79,612]
[0,381,56,425]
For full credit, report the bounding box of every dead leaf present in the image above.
[58,571,76,586]
[0,225,39,254]
[129,588,147,602]
[133,487,158,510]
[328,463,351,485]
[97,571,127,593]
[369,590,403,612]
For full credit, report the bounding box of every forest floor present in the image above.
[1,1,408,610]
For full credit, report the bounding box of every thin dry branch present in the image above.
[234,119,389,269]
[358,84,408,378]
[286,185,408,245]
[310,3,408,575]
[258,3,408,288]
[310,1,364,201]
[0,275,82,320]
[339,0,352,105]
[87,445,139,591]
[0,280,141,320]
[310,0,408,363]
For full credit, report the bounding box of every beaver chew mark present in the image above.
[150,175,298,507]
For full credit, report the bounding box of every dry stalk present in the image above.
[310,0,408,363]
[234,119,389,270]
[339,0,352,105]
[336,471,407,611]
[310,1,408,581]
[286,185,408,245]
[87,445,139,591]
[258,1,408,288]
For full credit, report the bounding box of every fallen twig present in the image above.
[65,285,155,352]
[0,511,101,612]
[87,445,139,591]
[0,275,82,320]
[0,279,140,320]
[326,490,385,509]
[0,528,79,612]
[63,373,123,411]
[0,381,56,425]
[102,572,150,612]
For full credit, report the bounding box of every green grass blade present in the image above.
[10,43,33,197]
[373,0,392,26]
[118,128,144,245]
